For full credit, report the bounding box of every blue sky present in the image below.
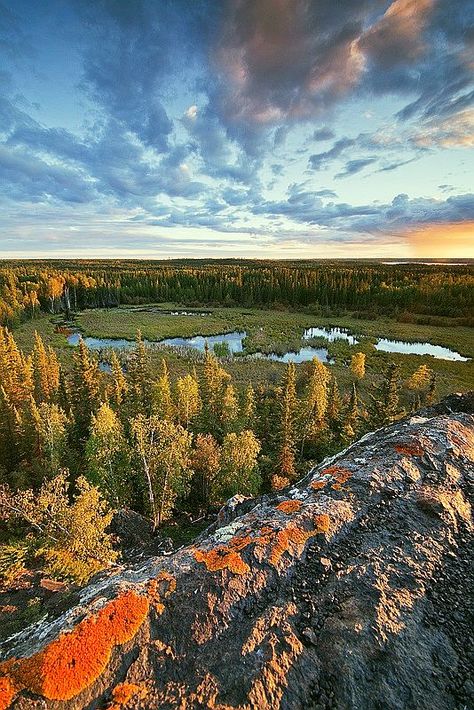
[1,0,473,258]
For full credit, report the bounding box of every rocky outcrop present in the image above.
[1,394,473,710]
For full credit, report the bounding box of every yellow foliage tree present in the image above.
[350,352,366,380]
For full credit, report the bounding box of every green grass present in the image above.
[75,304,474,357]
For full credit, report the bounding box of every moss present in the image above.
[276,500,302,514]
[0,591,149,704]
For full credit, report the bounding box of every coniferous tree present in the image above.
[127,330,152,417]
[276,362,298,481]
[71,338,101,443]
[300,358,330,454]
[152,359,174,420]
[426,371,437,405]
[343,382,360,441]
[32,332,60,403]
[369,362,401,427]
[221,382,239,434]
[200,345,233,437]
[176,373,201,428]
[350,352,366,380]
[108,352,128,409]
[242,382,256,429]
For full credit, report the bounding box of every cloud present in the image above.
[335,157,377,178]
[308,137,355,170]
[358,0,436,68]
[312,127,335,142]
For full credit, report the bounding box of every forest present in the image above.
[0,259,472,592]
[0,259,473,328]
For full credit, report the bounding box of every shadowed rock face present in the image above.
[1,394,473,710]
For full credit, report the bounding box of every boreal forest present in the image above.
[0,260,472,591]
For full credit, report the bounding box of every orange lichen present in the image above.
[276,500,302,514]
[193,535,253,575]
[311,480,327,490]
[109,682,147,708]
[0,677,16,710]
[1,591,149,703]
[394,443,424,457]
[148,571,176,614]
[314,514,330,533]
[323,466,352,484]
[268,526,315,567]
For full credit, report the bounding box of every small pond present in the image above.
[303,326,359,345]
[67,330,331,363]
[374,338,470,362]
[67,326,469,363]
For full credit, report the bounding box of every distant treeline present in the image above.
[0,259,473,326]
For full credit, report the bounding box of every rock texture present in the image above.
[1,394,473,710]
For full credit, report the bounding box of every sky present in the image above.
[0,0,473,259]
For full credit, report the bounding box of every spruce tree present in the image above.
[276,362,298,480]
[71,338,101,444]
[109,352,128,409]
[369,362,401,426]
[343,382,360,441]
[152,359,174,420]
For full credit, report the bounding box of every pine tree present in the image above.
[242,382,256,429]
[343,382,360,441]
[426,371,437,405]
[127,330,152,417]
[32,331,60,403]
[326,376,342,438]
[200,345,233,436]
[300,358,330,452]
[369,362,401,426]
[221,383,239,433]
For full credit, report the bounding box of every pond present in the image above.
[67,330,331,363]
[303,326,359,345]
[374,338,470,362]
[67,326,469,363]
